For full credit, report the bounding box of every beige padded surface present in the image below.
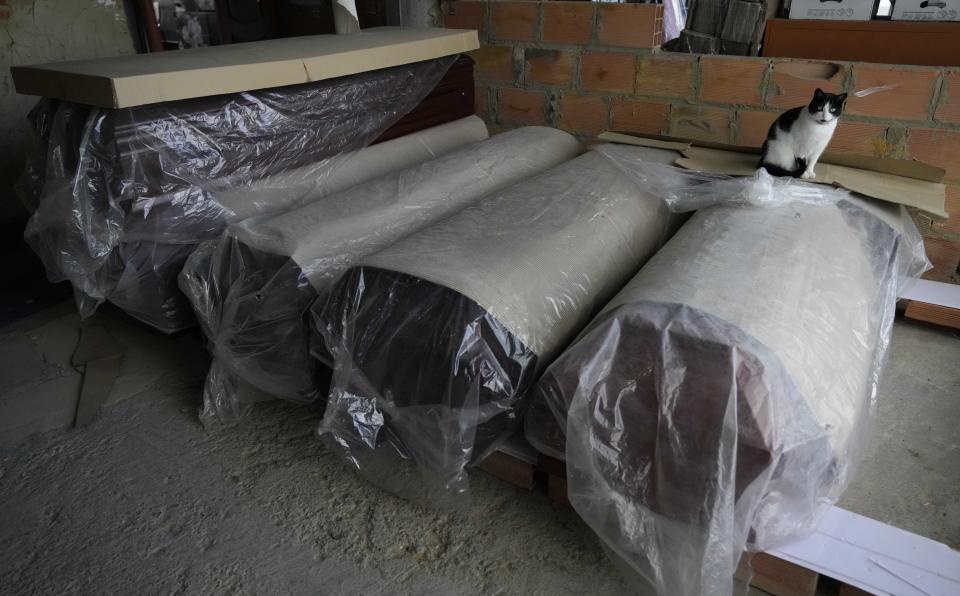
[365,147,681,360]
[230,126,582,298]
[216,116,489,222]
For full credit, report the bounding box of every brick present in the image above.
[524,49,575,87]
[909,128,960,182]
[669,104,732,143]
[767,60,848,109]
[828,121,889,156]
[490,2,538,42]
[558,94,607,136]
[597,4,662,49]
[921,236,960,283]
[636,55,694,99]
[936,185,960,236]
[935,70,960,124]
[847,65,939,121]
[610,99,670,135]
[699,56,768,107]
[444,1,486,41]
[736,110,778,147]
[580,52,635,93]
[499,87,547,126]
[542,2,593,45]
[472,45,515,82]
[947,185,960,215]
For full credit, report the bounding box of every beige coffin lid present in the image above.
[10,27,479,109]
[599,131,948,221]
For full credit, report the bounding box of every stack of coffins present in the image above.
[180,126,582,424]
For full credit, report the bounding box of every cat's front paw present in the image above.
[801,169,816,180]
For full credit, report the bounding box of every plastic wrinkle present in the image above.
[595,143,845,213]
[19,57,455,333]
[526,162,929,596]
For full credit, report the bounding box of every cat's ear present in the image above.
[837,93,848,104]
[814,88,824,98]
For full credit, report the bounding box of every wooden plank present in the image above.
[476,450,536,491]
[721,0,764,45]
[736,552,818,596]
[837,584,873,596]
[905,301,960,330]
[538,454,567,479]
[762,19,960,67]
[546,474,570,506]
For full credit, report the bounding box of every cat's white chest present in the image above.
[794,120,835,158]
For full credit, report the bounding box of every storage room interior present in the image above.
[1,1,958,595]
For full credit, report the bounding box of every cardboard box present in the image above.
[788,0,874,20]
[891,0,960,21]
[10,27,479,109]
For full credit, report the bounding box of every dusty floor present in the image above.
[0,303,958,595]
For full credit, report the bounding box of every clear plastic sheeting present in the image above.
[180,126,580,426]
[532,175,928,595]
[20,57,454,332]
[595,143,841,213]
[316,146,684,501]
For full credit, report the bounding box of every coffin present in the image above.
[531,183,928,595]
[22,57,462,332]
[317,146,683,497]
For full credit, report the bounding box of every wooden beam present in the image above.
[476,450,536,490]
[905,300,960,330]
[736,552,818,596]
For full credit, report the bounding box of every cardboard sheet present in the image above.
[676,147,948,220]
[598,132,949,221]
[598,131,946,182]
[11,27,479,108]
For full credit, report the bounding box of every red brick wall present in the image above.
[445,0,960,284]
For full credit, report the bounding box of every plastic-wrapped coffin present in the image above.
[115,115,480,334]
[531,184,928,596]
[180,126,581,425]
[315,146,684,499]
[21,57,454,332]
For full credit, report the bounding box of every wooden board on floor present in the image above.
[905,300,960,330]
[546,474,569,506]
[736,553,818,596]
[476,449,537,490]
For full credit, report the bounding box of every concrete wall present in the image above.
[0,0,134,227]
[446,0,960,285]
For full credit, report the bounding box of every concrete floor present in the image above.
[0,303,958,594]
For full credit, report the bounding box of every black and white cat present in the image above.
[760,88,847,179]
